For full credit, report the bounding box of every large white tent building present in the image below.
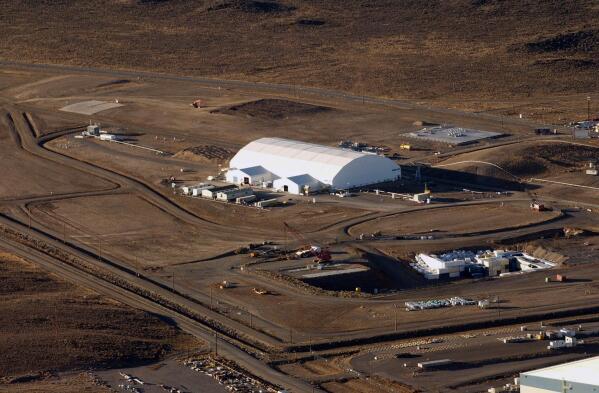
[520,356,599,393]
[225,137,400,194]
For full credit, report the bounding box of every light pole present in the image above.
[587,96,591,121]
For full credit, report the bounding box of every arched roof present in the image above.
[229,137,400,188]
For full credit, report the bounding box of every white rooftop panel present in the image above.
[522,356,599,386]
[229,137,400,188]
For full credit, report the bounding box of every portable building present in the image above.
[225,165,279,186]
[413,192,430,203]
[216,187,253,201]
[202,185,237,199]
[99,134,117,141]
[417,359,452,369]
[236,195,257,204]
[273,174,324,194]
[255,198,279,208]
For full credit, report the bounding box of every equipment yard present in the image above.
[1,61,598,393]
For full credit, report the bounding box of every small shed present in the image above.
[202,185,237,199]
[273,174,324,194]
[225,166,279,186]
[216,187,254,201]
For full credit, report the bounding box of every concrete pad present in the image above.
[407,126,502,145]
[60,100,124,115]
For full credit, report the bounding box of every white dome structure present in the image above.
[226,137,400,193]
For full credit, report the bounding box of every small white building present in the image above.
[99,133,118,141]
[202,185,237,199]
[415,253,473,279]
[225,165,278,186]
[475,255,510,277]
[520,356,598,393]
[216,187,253,201]
[273,174,324,194]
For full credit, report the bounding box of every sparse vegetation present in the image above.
[0,251,198,383]
[0,0,598,108]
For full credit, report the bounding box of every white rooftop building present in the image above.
[226,137,400,194]
[520,356,599,393]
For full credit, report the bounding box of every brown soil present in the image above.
[212,99,333,119]
[2,1,598,118]
[322,376,415,393]
[0,373,109,393]
[0,250,200,381]
[173,144,234,163]
[350,203,560,237]
[437,141,599,179]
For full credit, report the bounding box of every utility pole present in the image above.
[587,96,591,121]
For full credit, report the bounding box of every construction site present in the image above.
[1,61,599,393]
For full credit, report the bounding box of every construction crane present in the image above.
[283,221,331,263]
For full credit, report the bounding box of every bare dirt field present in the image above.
[0,250,201,390]
[350,202,562,237]
[0,373,109,393]
[27,194,255,266]
[1,1,598,123]
[0,113,113,200]
[1,59,599,392]
[434,141,599,180]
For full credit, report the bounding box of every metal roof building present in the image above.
[227,137,400,193]
[520,356,599,393]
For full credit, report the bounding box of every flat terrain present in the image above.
[0,250,201,390]
[0,373,109,393]
[28,194,250,266]
[350,202,561,237]
[0,63,598,393]
[1,1,599,122]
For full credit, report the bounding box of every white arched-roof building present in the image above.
[226,137,400,194]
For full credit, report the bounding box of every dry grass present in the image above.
[0,251,201,381]
[0,0,598,115]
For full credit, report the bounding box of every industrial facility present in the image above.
[520,356,599,393]
[412,249,554,280]
[226,137,401,194]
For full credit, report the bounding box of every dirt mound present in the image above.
[533,58,598,70]
[296,18,326,27]
[442,142,599,179]
[212,99,333,119]
[208,0,294,13]
[501,156,548,177]
[174,144,233,162]
[0,251,197,378]
[502,144,599,177]
[525,30,599,53]
[95,79,131,88]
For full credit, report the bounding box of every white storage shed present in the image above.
[225,165,279,186]
[273,174,324,194]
